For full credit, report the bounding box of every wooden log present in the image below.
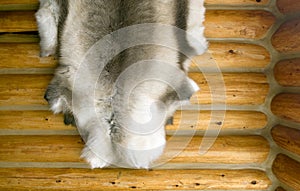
[271,94,300,123]
[277,0,300,14]
[204,10,275,39]
[272,18,300,53]
[0,74,51,106]
[189,72,269,105]
[0,111,70,130]
[0,43,57,68]
[0,11,37,32]
[205,0,269,6]
[0,135,270,164]
[0,0,38,11]
[273,154,300,191]
[0,73,269,106]
[167,110,267,130]
[0,10,275,39]
[272,125,300,156]
[0,0,37,5]
[191,42,270,70]
[0,42,270,69]
[274,58,300,87]
[0,110,267,131]
[0,168,271,190]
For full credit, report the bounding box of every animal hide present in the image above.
[36,0,207,169]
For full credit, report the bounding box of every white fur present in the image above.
[115,127,166,169]
[35,0,59,57]
[186,0,208,55]
[50,97,63,114]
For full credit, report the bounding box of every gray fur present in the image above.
[36,0,207,168]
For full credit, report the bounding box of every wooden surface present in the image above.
[0,110,267,131]
[0,11,37,32]
[277,0,300,14]
[0,168,271,191]
[190,73,269,105]
[192,42,270,70]
[272,17,300,53]
[205,0,269,5]
[0,135,269,164]
[0,74,51,106]
[204,10,275,39]
[272,125,300,156]
[274,58,300,87]
[273,154,300,191]
[271,94,300,123]
[0,43,57,68]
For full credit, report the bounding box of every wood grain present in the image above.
[271,94,300,123]
[0,11,37,32]
[0,135,269,164]
[0,168,271,190]
[0,43,57,68]
[277,0,300,14]
[274,58,300,87]
[273,154,300,191]
[272,125,300,156]
[0,110,267,131]
[204,10,275,39]
[205,0,269,5]
[191,42,270,70]
[0,74,51,106]
[189,73,269,105]
[0,111,70,130]
[0,10,275,39]
[0,73,269,106]
[167,110,267,130]
[272,18,300,53]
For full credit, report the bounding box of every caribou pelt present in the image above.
[36,0,207,169]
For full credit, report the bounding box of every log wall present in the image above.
[0,0,299,191]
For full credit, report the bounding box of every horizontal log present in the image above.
[205,0,269,5]
[0,0,37,4]
[0,34,39,43]
[271,93,300,123]
[0,74,51,106]
[272,125,300,156]
[0,73,269,106]
[0,42,270,69]
[0,168,271,190]
[0,43,57,68]
[277,0,300,14]
[204,10,275,39]
[0,10,275,39]
[272,18,300,53]
[272,154,300,191]
[0,111,69,130]
[191,42,270,70]
[0,110,267,131]
[0,135,270,164]
[0,11,36,33]
[189,72,269,105]
[274,58,300,87]
[167,110,267,130]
